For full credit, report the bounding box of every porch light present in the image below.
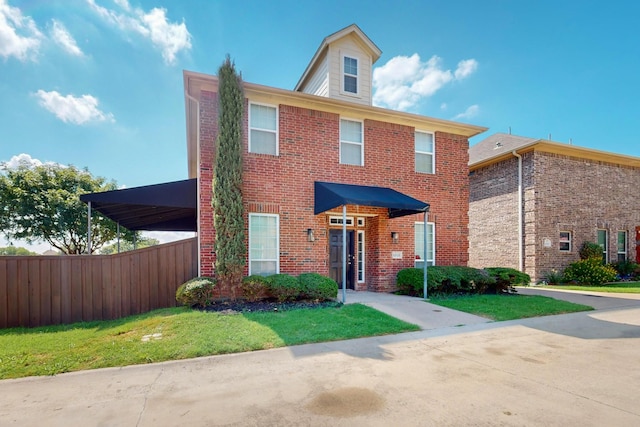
[307,228,315,242]
[391,232,399,244]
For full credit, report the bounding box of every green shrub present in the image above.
[241,275,271,302]
[610,260,638,279]
[484,267,530,293]
[542,269,564,285]
[175,277,215,308]
[579,241,603,260]
[267,274,303,302]
[396,266,495,297]
[564,258,617,286]
[298,272,338,301]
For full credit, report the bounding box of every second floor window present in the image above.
[415,131,434,174]
[340,119,363,166]
[249,103,278,155]
[343,56,358,94]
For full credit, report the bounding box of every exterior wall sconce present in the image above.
[391,232,399,244]
[307,228,315,242]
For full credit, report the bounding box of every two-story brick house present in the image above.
[184,24,486,298]
[468,133,640,282]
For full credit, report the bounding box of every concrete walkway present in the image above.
[2,288,640,426]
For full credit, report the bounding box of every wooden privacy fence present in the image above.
[0,238,198,329]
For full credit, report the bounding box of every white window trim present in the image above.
[414,221,436,267]
[248,213,280,276]
[559,231,572,252]
[597,229,609,263]
[617,230,628,260]
[329,216,354,226]
[340,53,359,96]
[248,102,279,156]
[415,130,435,174]
[357,230,365,283]
[339,118,364,166]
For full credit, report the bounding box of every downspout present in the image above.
[185,90,201,276]
[512,151,523,272]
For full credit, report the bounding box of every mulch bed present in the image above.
[202,300,342,314]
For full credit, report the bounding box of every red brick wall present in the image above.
[199,93,470,296]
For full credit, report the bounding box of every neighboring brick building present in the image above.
[469,133,640,282]
[184,25,486,297]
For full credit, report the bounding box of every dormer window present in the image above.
[343,55,358,94]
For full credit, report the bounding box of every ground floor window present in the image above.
[617,231,628,262]
[559,231,572,252]
[597,229,608,263]
[414,222,435,268]
[249,213,279,276]
[357,230,365,282]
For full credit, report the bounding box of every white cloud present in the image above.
[87,0,191,64]
[3,153,43,169]
[50,19,83,56]
[373,53,478,111]
[0,0,42,61]
[35,90,115,125]
[452,104,480,121]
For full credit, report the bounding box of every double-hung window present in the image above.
[617,231,628,262]
[597,229,608,263]
[340,119,363,166]
[559,231,572,252]
[343,56,358,94]
[249,214,279,276]
[414,222,435,269]
[415,131,435,174]
[249,103,278,155]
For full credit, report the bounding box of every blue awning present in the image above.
[314,181,429,218]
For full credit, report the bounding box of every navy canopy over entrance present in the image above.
[79,179,197,231]
[314,181,429,217]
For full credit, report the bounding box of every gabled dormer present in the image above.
[294,24,382,106]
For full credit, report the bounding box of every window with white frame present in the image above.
[340,119,363,166]
[249,214,279,276]
[343,55,358,94]
[329,216,354,226]
[249,103,278,155]
[597,229,608,263]
[559,231,572,252]
[357,230,365,282]
[617,231,628,262]
[415,131,435,174]
[414,222,435,269]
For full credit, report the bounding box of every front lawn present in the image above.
[547,282,640,293]
[0,304,418,380]
[429,294,593,321]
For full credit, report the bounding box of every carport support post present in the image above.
[117,222,121,253]
[423,210,428,300]
[87,201,92,255]
[342,205,347,303]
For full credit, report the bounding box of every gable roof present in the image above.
[294,24,382,92]
[469,133,640,170]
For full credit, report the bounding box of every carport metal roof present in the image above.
[79,178,197,231]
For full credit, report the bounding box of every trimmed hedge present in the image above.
[175,277,215,308]
[267,274,304,302]
[241,275,271,302]
[484,267,530,293]
[298,272,338,301]
[396,266,497,297]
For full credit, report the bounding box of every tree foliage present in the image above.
[99,237,160,254]
[212,56,246,298]
[0,246,38,256]
[0,161,136,254]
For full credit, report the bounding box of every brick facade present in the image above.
[470,148,640,282]
[197,87,473,296]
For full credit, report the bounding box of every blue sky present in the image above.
[2,0,639,250]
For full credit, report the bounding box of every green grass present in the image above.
[429,294,593,321]
[0,304,418,380]
[548,282,640,293]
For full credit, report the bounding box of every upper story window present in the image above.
[249,103,278,155]
[340,119,363,166]
[415,131,435,174]
[343,56,358,94]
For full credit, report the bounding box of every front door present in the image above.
[329,229,355,290]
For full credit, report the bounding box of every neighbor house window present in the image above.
[249,213,279,276]
[343,56,358,94]
[357,230,365,283]
[414,222,435,269]
[249,103,278,155]
[559,231,572,252]
[415,131,435,174]
[340,119,363,166]
[617,231,628,262]
[597,229,608,263]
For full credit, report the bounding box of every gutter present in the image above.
[512,151,523,272]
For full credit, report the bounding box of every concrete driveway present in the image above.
[2,289,640,426]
